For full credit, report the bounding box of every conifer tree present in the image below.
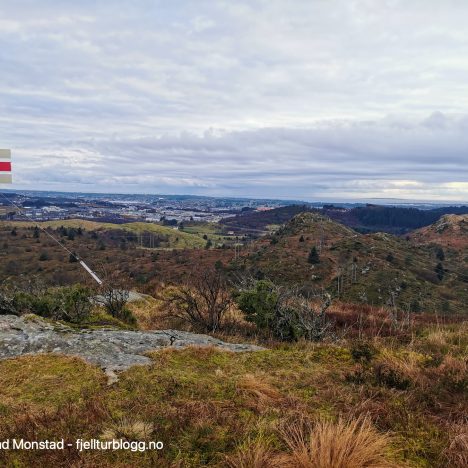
[308,246,320,264]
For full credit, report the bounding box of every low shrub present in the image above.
[351,341,377,363]
[372,351,426,390]
[0,286,17,315]
[158,269,231,333]
[234,279,333,342]
[117,306,137,326]
[0,284,92,324]
[374,362,412,390]
[431,355,467,393]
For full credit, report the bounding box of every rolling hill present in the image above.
[237,212,468,314]
[409,214,468,249]
[220,204,468,235]
[4,219,206,249]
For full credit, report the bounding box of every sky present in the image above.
[1,0,468,201]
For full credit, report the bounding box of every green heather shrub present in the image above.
[0,283,92,323]
[373,360,412,390]
[58,284,93,323]
[351,342,377,363]
[117,306,137,326]
[235,279,332,341]
[234,280,278,330]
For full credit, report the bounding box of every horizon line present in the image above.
[1,187,467,206]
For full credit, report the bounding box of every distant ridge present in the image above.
[221,204,468,235]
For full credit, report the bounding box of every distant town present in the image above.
[0,190,306,224]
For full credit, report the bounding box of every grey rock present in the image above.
[0,315,264,380]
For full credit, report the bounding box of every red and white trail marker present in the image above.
[0,149,12,183]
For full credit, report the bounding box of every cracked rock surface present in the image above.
[0,315,264,373]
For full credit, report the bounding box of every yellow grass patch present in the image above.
[0,354,104,409]
[278,416,397,468]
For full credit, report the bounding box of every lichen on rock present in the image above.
[0,315,264,379]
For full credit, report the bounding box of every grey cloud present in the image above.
[9,114,468,201]
[1,1,468,200]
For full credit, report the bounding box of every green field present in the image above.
[181,222,240,245]
[3,219,206,249]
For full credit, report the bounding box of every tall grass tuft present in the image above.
[101,418,154,441]
[226,436,277,468]
[277,415,396,468]
[444,422,468,468]
[237,374,284,411]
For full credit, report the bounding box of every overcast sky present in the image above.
[1,0,468,201]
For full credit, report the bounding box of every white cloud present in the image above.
[1,0,468,200]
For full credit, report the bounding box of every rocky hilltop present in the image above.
[409,214,468,248]
[0,315,264,382]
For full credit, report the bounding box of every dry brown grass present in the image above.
[444,422,468,468]
[237,374,284,411]
[226,437,278,468]
[101,417,154,441]
[382,350,424,376]
[0,399,110,468]
[328,302,466,340]
[426,329,449,348]
[277,416,396,468]
[373,350,427,390]
[127,296,173,330]
[434,354,467,390]
[369,349,467,396]
[0,321,465,467]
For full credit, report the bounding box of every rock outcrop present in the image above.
[409,214,468,249]
[0,315,264,381]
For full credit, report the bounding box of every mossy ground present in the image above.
[0,323,465,467]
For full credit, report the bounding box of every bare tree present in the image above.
[159,269,232,333]
[282,290,332,341]
[0,283,17,315]
[97,287,129,318]
[270,287,333,341]
[94,267,130,318]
